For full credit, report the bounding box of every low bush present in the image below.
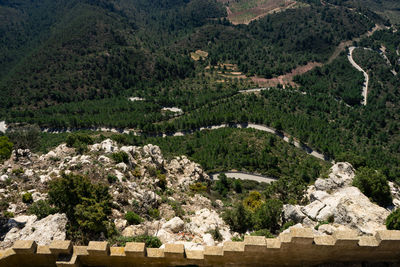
[3,211,14,219]
[353,167,392,207]
[386,208,400,230]
[207,227,223,242]
[0,136,13,162]
[125,211,142,225]
[66,133,94,154]
[27,200,58,219]
[22,192,33,204]
[148,208,160,220]
[250,229,274,238]
[189,182,207,193]
[111,151,129,164]
[107,174,118,184]
[111,235,162,248]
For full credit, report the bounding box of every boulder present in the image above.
[332,187,389,234]
[0,174,8,182]
[202,233,215,246]
[301,201,326,220]
[162,217,184,233]
[2,213,67,249]
[185,209,232,243]
[314,162,355,192]
[283,205,306,223]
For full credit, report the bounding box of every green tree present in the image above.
[353,167,392,207]
[0,136,13,161]
[223,202,253,234]
[386,209,400,230]
[254,199,283,232]
[49,173,113,243]
[7,124,41,151]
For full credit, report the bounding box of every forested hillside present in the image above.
[1,0,400,186]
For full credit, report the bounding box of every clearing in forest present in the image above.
[218,0,303,24]
[190,50,209,61]
[250,62,322,87]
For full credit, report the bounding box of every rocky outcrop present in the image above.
[0,140,217,249]
[185,208,232,243]
[283,162,390,235]
[1,214,67,249]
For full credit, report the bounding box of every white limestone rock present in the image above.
[283,205,306,223]
[185,209,232,243]
[162,217,185,233]
[2,214,67,249]
[314,162,355,192]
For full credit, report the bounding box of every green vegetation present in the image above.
[22,192,33,204]
[27,200,58,220]
[111,235,162,248]
[386,209,400,230]
[294,54,365,105]
[125,211,143,225]
[223,192,283,234]
[353,167,392,207]
[48,173,114,244]
[66,133,94,154]
[111,151,129,164]
[123,128,330,180]
[6,124,41,151]
[0,136,13,162]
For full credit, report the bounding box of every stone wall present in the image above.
[1,228,399,267]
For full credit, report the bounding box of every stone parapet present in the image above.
[1,228,400,266]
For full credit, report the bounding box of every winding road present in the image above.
[348,46,369,106]
[164,123,328,161]
[211,171,277,184]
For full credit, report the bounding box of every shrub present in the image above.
[169,201,185,218]
[111,235,162,248]
[49,173,113,243]
[12,168,24,175]
[280,221,295,232]
[386,209,400,230]
[6,124,41,151]
[254,199,283,232]
[214,173,230,197]
[243,191,262,211]
[3,211,14,219]
[353,167,392,207]
[27,200,58,219]
[223,202,253,234]
[0,136,13,161]
[207,227,223,242]
[156,172,167,191]
[111,151,129,164]
[231,236,244,242]
[250,229,274,238]
[148,208,160,220]
[107,174,118,184]
[22,192,33,204]
[233,179,242,193]
[66,133,94,154]
[125,211,142,225]
[189,182,207,193]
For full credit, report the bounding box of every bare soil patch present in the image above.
[222,0,298,25]
[251,61,322,87]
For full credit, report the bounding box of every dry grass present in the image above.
[219,0,301,25]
